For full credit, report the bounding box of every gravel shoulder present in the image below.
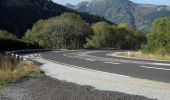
[0,73,155,100]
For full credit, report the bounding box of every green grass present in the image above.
[0,58,39,88]
[118,51,170,61]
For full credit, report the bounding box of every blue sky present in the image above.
[53,0,170,5]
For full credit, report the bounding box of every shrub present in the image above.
[142,17,170,55]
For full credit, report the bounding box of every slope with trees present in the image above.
[0,0,109,38]
[24,12,146,50]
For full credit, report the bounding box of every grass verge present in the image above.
[0,60,39,88]
[118,51,170,61]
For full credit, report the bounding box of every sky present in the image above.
[53,0,170,5]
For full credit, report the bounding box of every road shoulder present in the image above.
[0,72,154,100]
[21,54,170,100]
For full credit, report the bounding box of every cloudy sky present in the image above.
[53,0,170,5]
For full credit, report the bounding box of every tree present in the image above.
[0,30,17,40]
[0,0,109,37]
[24,13,93,49]
[114,23,135,49]
[23,19,47,44]
[85,22,146,49]
[142,17,170,55]
[0,30,40,51]
[85,22,115,48]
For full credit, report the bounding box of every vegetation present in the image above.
[118,17,170,60]
[0,30,17,40]
[0,30,40,51]
[85,22,146,49]
[24,13,146,50]
[85,22,114,48]
[142,17,170,55]
[0,0,109,37]
[0,0,146,51]
[24,13,93,49]
[0,55,39,88]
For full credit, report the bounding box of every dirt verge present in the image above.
[0,73,156,100]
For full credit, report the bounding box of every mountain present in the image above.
[66,0,170,31]
[0,0,109,38]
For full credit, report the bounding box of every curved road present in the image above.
[41,50,170,83]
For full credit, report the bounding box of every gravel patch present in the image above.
[0,73,155,100]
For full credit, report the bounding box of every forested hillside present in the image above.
[0,0,146,51]
[0,0,109,38]
[24,13,146,50]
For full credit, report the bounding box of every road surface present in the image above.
[41,50,170,83]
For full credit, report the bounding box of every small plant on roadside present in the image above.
[0,56,39,88]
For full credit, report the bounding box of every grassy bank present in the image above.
[0,55,39,88]
[118,51,170,61]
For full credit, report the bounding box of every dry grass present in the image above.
[0,56,39,88]
[0,56,13,71]
[119,51,170,61]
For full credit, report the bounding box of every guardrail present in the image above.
[5,49,49,65]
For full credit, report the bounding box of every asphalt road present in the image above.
[41,50,170,83]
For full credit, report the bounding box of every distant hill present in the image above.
[0,0,110,37]
[66,0,170,31]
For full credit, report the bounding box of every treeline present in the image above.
[0,0,109,38]
[0,30,40,51]
[23,13,146,50]
[2,13,169,56]
[86,22,146,49]
[142,17,170,55]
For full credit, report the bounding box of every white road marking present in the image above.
[85,59,96,61]
[104,62,121,65]
[63,54,75,58]
[140,66,170,71]
[64,51,170,67]
[147,63,170,66]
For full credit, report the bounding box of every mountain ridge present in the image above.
[66,0,170,31]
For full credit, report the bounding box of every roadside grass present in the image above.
[0,56,39,88]
[118,51,170,61]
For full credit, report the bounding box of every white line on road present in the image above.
[64,51,170,67]
[140,66,170,71]
[147,63,170,66]
[104,62,121,65]
[85,59,96,61]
